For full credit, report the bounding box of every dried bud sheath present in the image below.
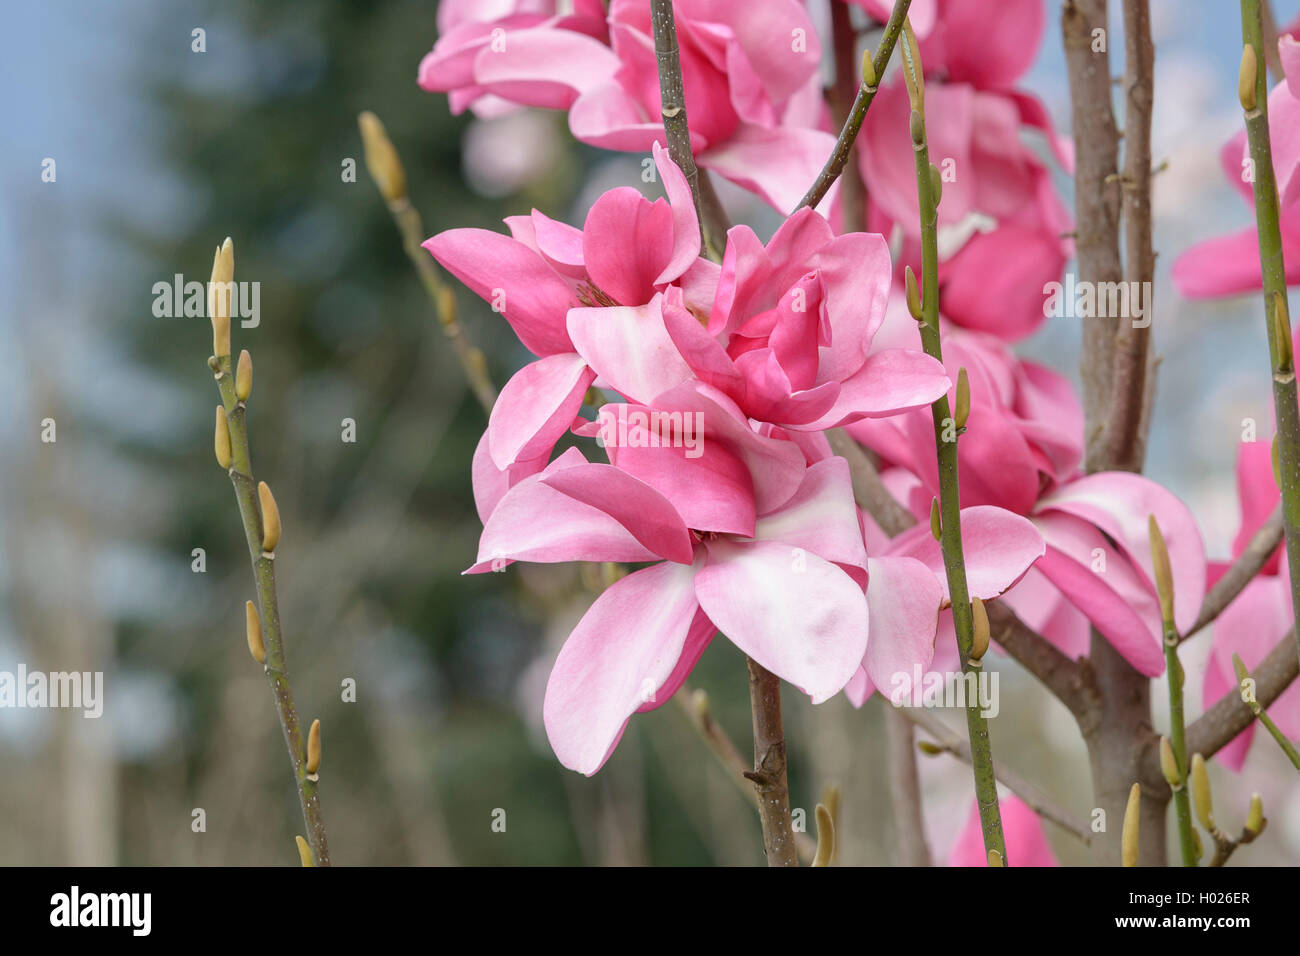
[306,718,322,774]
[209,238,234,357]
[214,406,232,469]
[358,111,408,203]
[1121,783,1141,867]
[235,349,253,402]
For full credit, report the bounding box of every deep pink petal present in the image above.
[487,353,595,469]
[948,796,1059,867]
[754,456,868,570]
[1036,472,1207,635]
[424,229,573,356]
[863,556,943,691]
[887,506,1045,602]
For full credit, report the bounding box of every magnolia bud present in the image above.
[358,111,408,203]
[970,598,990,664]
[1191,752,1214,831]
[1239,44,1258,112]
[1159,735,1180,789]
[295,835,313,867]
[1147,515,1176,626]
[901,20,924,116]
[209,238,234,358]
[861,47,877,88]
[954,367,970,430]
[235,349,253,402]
[929,162,943,206]
[987,849,1003,867]
[1121,782,1141,867]
[306,718,322,775]
[258,481,281,553]
[1245,792,1265,836]
[1273,292,1293,372]
[245,600,266,665]
[905,266,923,320]
[909,108,925,145]
[214,406,232,469]
[812,804,835,867]
[929,498,942,541]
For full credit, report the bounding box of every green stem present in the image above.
[900,36,1008,865]
[1163,625,1197,865]
[797,0,912,213]
[213,353,331,866]
[1242,0,1300,672]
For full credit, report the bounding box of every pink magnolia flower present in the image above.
[640,208,952,432]
[1204,437,1300,770]
[1174,37,1300,297]
[855,0,1073,341]
[850,303,1207,675]
[417,0,611,118]
[425,143,709,476]
[468,386,951,774]
[948,795,1060,866]
[419,0,836,212]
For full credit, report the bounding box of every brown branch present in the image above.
[1182,505,1284,642]
[796,0,912,212]
[745,658,799,865]
[1099,0,1155,473]
[1063,0,1125,470]
[885,706,932,864]
[828,0,867,233]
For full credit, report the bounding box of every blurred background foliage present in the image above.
[2,0,1300,866]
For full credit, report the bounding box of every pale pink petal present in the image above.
[471,429,547,524]
[754,457,868,570]
[636,608,716,714]
[487,353,595,469]
[470,26,621,109]
[863,556,943,691]
[567,297,694,404]
[795,349,950,430]
[544,560,702,774]
[696,538,869,702]
[887,506,1045,602]
[700,123,840,214]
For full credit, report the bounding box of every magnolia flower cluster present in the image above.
[417,0,1239,857]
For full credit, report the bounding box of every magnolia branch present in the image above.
[797,0,912,213]
[650,0,726,261]
[1099,0,1155,473]
[1240,0,1300,670]
[1182,505,1284,641]
[900,707,1093,845]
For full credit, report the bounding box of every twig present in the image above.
[674,689,817,862]
[902,707,1093,845]
[205,241,331,866]
[900,25,1008,862]
[796,0,912,212]
[1232,654,1300,769]
[745,658,800,865]
[1181,627,1298,761]
[885,706,932,864]
[1062,0,1124,470]
[1099,0,1155,472]
[650,0,725,261]
[1239,0,1300,671]
[359,112,497,415]
[1181,505,1284,641]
